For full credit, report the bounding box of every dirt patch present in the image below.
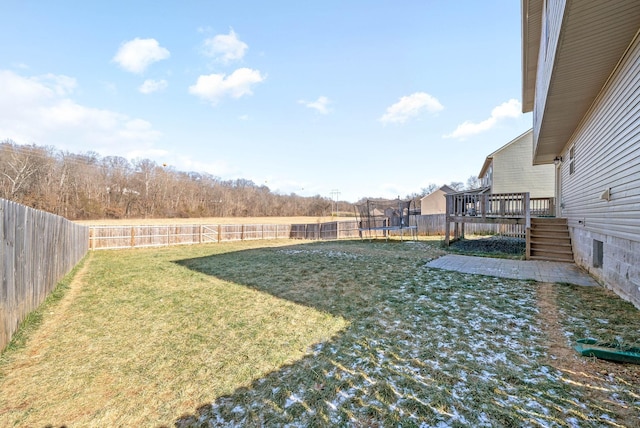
[537,282,640,422]
[27,253,92,354]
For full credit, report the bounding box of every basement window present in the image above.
[593,239,603,268]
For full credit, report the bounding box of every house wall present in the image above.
[491,132,555,197]
[558,32,640,308]
[480,164,492,188]
[420,189,448,215]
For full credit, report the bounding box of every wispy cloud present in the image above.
[299,96,331,114]
[379,92,444,125]
[202,29,248,64]
[0,70,162,156]
[444,99,522,140]
[139,79,168,94]
[113,38,170,74]
[188,68,265,105]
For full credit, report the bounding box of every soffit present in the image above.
[535,0,640,164]
[522,0,542,112]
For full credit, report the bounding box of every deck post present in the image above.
[524,192,531,230]
[444,195,451,246]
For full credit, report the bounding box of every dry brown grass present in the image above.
[0,240,347,427]
[74,216,347,226]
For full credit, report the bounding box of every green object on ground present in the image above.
[574,338,640,364]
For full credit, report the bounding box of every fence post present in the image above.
[217,224,221,243]
[480,194,486,219]
[130,227,135,247]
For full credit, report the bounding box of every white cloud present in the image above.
[299,96,331,114]
[113,38,170,74]
[188,68,265,105]
[35,74,77,96]
[0,70,162,155]
[444,99,522,140]
[202,29,248,64]
[379,92,444,124]
[139,79,168,94]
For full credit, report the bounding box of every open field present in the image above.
[74,216,351,226]
[1,239,639,427]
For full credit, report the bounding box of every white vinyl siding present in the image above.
[491,132,555,198]
[560,32,640,244]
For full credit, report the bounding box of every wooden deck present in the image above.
[444,192,555,246]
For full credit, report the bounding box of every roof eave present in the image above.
[532,2,640,164]
[478,157,493,179]
[521,0,542,113]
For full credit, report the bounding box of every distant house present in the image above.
[420,185,456,215]
[478,129,554,198]
[522,0,640,307]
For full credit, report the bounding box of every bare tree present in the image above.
[0,141,41,200]
[448,181,465,191]
[421,183,438,196]
[465,175,481,190]
[0,141,350,220]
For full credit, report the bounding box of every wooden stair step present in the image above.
[531,250,573,259]
[532,227,569,232]
[527,217,574,262]
[528,255,574,263]
[530,242,572,249]
[530,232,570,239]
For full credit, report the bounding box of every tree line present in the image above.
[1,140,480,221]
[0,140,345,220]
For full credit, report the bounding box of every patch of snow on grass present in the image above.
[192,246,636,427]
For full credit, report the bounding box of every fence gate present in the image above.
[201,225,219,243]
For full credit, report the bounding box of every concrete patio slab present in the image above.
[426,254,599,287]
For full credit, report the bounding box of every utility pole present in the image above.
[330,189,340,217]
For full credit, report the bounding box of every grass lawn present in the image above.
[1,239,639,427]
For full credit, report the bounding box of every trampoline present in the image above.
[354,198,418,241]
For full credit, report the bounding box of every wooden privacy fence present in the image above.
[415,214,525,237]
[1,199,89,351]
[89,216,527,250]
[89,221,364,250]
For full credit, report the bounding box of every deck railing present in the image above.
[444,193,555,245]
[445,193,554,218]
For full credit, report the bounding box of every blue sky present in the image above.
[0,0,531,202]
